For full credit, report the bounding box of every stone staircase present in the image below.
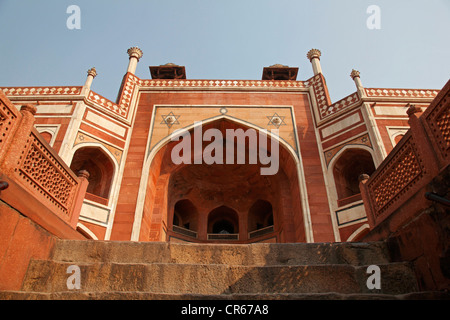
[1,240,448,300]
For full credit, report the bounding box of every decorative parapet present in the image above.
[86,72,140,120]
[309,73,345,120]
[0,74,441,125]
[365,88,439,99]
[0,86,82,96]
[422,88,450,164]
[139,78,309,89]
[19,129,79,216]
[322,92,360,118]
[366,132,424,218]
[0,89,88,234]
[88,90,128,118]
[360,80,450,228]
[0,90,20,161]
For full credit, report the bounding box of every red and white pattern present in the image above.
[0,86,82,96]
[324,92,360,118]
[310,74,332,119]
[88,91,127,118]
[365,88,439,98]
[1,76,441,124]
[118,73,139,115]
[139,79,309,89]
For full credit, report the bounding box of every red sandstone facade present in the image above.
[0,47,443,245]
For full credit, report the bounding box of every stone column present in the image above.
[306,49,322,75]
[127,47,143,74]
[358,173,376,228]
[70,170,90,228]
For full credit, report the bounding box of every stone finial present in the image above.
[350,69,360,79]
[83,67,97,91]
[350,69,366,97]
[127,47,143,61]
[358,174,370,182]
[307,49,321,61]
[77,170,90,180]
[406,104,422,116]
[87,67,97,78]
[20,104,37,115]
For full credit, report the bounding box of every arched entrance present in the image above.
[136,118,307,243]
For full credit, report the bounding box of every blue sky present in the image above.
[0,0,449,102]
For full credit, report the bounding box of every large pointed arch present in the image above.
[131,115,313,243]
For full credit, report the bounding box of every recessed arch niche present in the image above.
[138,118,306,243]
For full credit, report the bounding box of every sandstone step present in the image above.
[21,260,418,295]
[51,240,391,266]
[2,290,449,300]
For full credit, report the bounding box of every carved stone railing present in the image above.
[172,225,198,239]
[207,233,239,241]
[248,225,275,239]
[360,80,450,228]
[84,192,109,206]
[0,89,88,236]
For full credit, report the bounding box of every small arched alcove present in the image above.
[172,199,199,236]
[70,147,115,201]
[332,148,376,207]
[207,206,239,240]
[248,200,274,231]
[248,199,275,239]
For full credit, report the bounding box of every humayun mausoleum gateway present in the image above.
[0,47,448,299]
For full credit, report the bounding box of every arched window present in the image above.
[248,200,274,232]
[173,199,198,232]
[207,206,239,235]
[333,149,376,206]
[212,220,235,234]
[70,147,114,200]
